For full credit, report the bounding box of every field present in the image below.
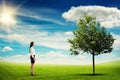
[0,61,120,80]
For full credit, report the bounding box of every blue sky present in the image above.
[0,0,120,64]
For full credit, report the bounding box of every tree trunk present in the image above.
[92,52,95,75]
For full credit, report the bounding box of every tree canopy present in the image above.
[68,14,115,55]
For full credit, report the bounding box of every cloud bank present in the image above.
[0,25,73,50]
[62,6,120,28]
[0,51,119,65]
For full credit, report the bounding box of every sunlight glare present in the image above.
[0,7,16,25]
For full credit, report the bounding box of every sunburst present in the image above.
[0,0,18,26]
[0,7,16,25]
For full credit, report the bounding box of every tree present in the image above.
[68,14,115,75]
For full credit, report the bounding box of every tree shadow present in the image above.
[74,73,107,76]
[27,73,107,77]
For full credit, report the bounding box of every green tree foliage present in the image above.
[68,14,115,74]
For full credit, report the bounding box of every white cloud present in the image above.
[62,6,120,28]
[1,46,13,52]
[76,55,85,60]
[0,25,73,50]
[65,31,73,35]
[45,51,67,58]
[112,33,120,50]
[17,8,66,26]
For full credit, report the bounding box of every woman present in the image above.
[29,41,36,76]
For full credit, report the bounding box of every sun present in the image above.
[0,7,16,25]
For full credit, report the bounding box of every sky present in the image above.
[0,0,120,65]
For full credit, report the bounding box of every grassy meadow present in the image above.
[0,61,120,80]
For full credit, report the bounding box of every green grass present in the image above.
[0,61,120,80]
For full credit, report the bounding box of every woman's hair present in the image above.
[29,42,34,53]
[30,41,34,48]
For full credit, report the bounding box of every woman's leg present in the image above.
[32,63,34,74]
[31,63,34,75]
